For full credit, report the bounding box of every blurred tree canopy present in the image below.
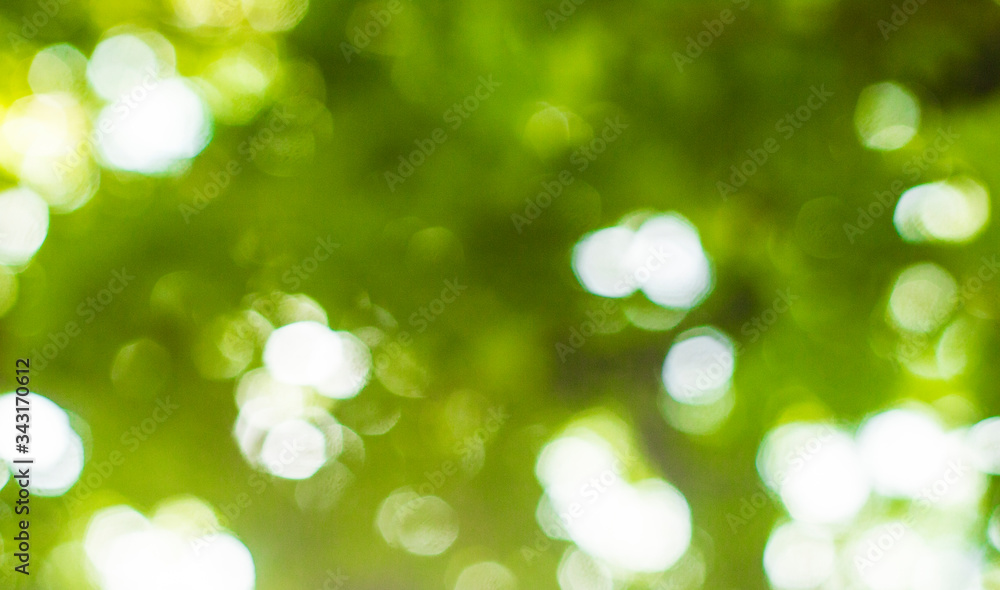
[3,0,1000,588]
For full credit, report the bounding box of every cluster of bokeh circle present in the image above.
[0,0,998,585]
[560,78,999,590]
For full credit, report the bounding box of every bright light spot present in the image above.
[763,521,836,590]
[854,81,920,151]
[571,213,713,310]
[905,428,984,509]
[894,178,990,244]
[535,432,691,574]
[85,506,152,569]
[200,43,279,124]
[194,533,258,590]
[264,321,344,386]
[273,293,329,327]
[241,0,310,32]
[887,263,957,334]
[758,422,832,491]
[454,562,517,590]
[87,34,174,101]
[911,547,982,590]
[259,418,328,479]
[172,0,244,28]
[536,435,621,506]
[233,391,342,475]
[535,494,572,541]
[29,44,89,94]
[557,548,613,590]
[661,388,734,435]
[0,187,49,266]
[377,488,459,556]
[234,391,308,453]
[33,432,85,494]
[1,93,98,211]
[96,77,212,174]
[260,320,371,398]
[2,92,77,157]
[152,496,221,536]
[849,522,925,590]
[856,408,949,498]
[623,298,686,332]
[84,502,255,590]
[89,40,149,96]
[573,479,691,574]
[967,417,1000,475]
[19,148,99,212]
[235,367,308,408]
[571,226,636,298]
[394,495,459,556]
[315,332,372,400]
[662,326,735,406]
[758,423,870,524]
[0,392,83,495]
[625,214,713,309]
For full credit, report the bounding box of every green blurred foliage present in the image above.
[2,0,1000,588]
